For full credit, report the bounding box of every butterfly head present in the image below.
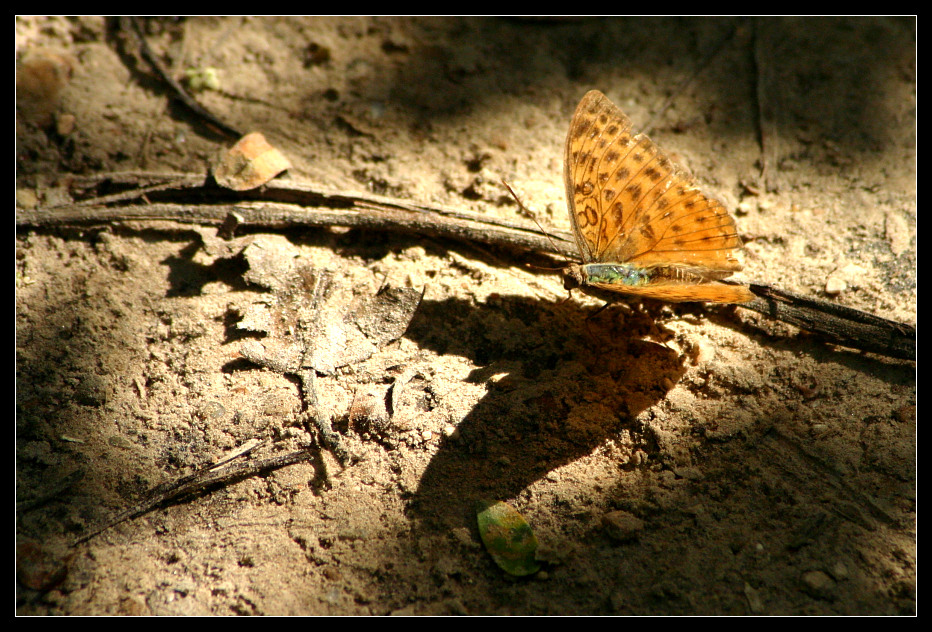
[562,264,586,292]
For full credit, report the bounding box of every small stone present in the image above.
[74,374,108,406]
[800,570,836,600]
[602,510,645,542]
[894,405,915,424]
[55,112,75,135]
[828,561,849,581]
[16,48,76,127]
[885,211,911,256]
[811,423,829,435]
[825,276,847,296]
[693,338,716,363]
[16,188,38,209]
[107,435,133,450]
[198,401,226,420]
[744,582,764,614]
[627,449,648,467]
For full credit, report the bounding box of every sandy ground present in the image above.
[16,17,915,615]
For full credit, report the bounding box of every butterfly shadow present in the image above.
[401,293,688,531]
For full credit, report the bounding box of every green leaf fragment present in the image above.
[476,500,541,576]
[184,67,221,92]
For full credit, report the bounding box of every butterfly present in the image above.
[562,90,753,304]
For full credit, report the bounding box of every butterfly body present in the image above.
[564,262,652,289]
[562,90,753,304]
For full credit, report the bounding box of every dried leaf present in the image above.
[236,236,422,376]
[213,132,291,191]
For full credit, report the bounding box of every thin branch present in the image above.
[71,446,315,546]
[743,283,915,360]
[16,172,914,360]
[18,172,578,258]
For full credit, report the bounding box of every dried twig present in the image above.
[19,172,576,258]
[71,444,315,546]
[297,270,351,465]
[16,172,914,360]
[743,284,915,360]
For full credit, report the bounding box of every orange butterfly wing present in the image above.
[563,90,751,303]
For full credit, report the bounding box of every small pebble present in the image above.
[800,570,836,600]
[825,276,847,296]
[602,510,645,542]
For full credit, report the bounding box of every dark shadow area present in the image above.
[401,293,687,531]
[95,17,914,186]
[286,16,913,178]
[16,257,152,544]
[534,413,917,614]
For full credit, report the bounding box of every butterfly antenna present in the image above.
[501,179,566,271]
